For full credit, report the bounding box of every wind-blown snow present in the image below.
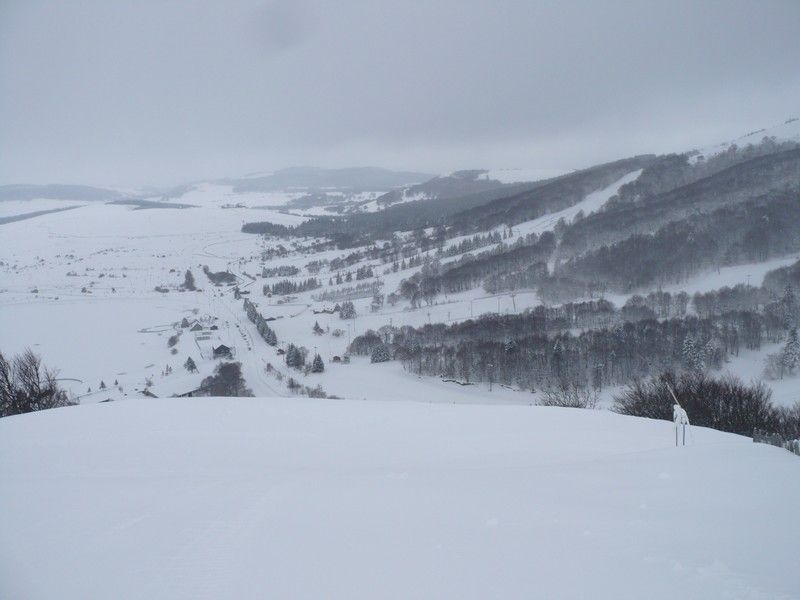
[1,397,798,600]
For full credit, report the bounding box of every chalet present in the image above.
[213,344,233,359]
[190,323,204,332]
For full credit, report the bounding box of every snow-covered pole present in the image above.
[666,381,690,447]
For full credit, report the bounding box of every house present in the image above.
[332,355,341,363]
[190,323,204,332]
[213,344,233,359]
[210,325,219,330]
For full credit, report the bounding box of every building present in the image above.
[213,344,233,359]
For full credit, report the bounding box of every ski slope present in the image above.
[1,397,798,600]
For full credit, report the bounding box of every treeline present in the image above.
[263,278,320,296]
[242,221,291,236]
[313,281,383,303]
[202,265,237,285]
[349,293,795,390]
[554,193,800,296]
[606,137,799,212]
[615,371,800,439]
[446,156,653,235]
[243,298,278,345]
[401,232,555,301]
[763,259,800,295]
[262,265,299,278]
[439,231,503,258]
[559,147,800,258]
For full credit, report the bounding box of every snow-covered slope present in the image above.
[694,116,800,160]
[1,397,798,600]
[480,166,567,184]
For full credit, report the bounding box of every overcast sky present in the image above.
[1,0,799,187]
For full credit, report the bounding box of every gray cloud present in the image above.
[0,0,798,186]
[250,1,312,53]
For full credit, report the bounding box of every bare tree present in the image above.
[539,383,598,409]
[0,349,75,417]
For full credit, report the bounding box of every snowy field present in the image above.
[1,396,798,600]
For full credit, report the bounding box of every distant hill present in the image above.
[0,184,127,203]
[221,166,433,193]
[366,169,508,210]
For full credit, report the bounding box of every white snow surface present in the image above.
[1,396,798,600]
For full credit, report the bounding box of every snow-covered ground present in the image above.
[1,396,797,600]
[0,198,88,218]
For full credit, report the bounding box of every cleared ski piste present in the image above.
[1,397,798,600]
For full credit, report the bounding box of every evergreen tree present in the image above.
[370,293,384,312]
[285,344,299,368]
[339,301,357,320]
[184,356,198,373]
[780,285,797,328]
[781,327,800,376]
[311,354,325,373]
[183,269,196,291]
[313,321,324,335]
[370,342,391,363]
[285,345,306,369]
[682,336,704,373]
[99,380,106,390]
